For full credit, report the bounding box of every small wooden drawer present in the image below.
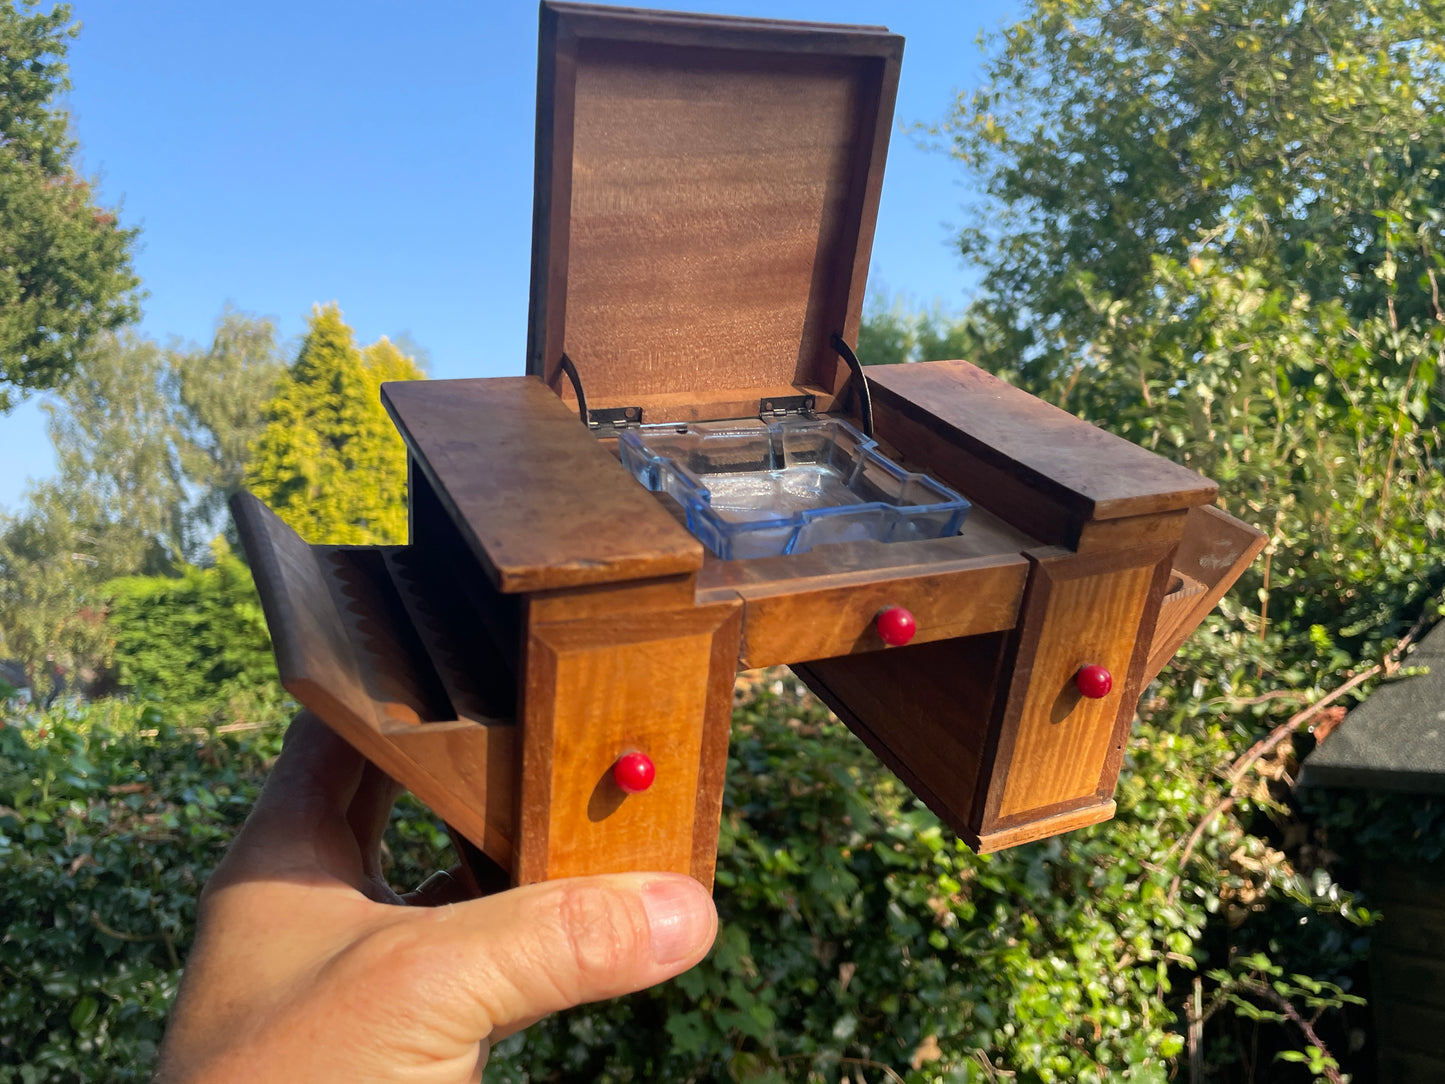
[729,552,1029,668]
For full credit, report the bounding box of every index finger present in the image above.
[208,712,374,893]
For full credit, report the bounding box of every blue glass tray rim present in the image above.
[618,416,971,552]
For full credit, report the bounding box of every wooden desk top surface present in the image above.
[384,377,702,594]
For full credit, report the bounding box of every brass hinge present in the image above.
[758,394,816,419]
[587,406,643,432]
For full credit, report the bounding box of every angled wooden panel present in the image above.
[231,491,518,870]
[1141,504,1266,685]
[795,633,1008,840]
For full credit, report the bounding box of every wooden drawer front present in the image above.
[735,553,1029,669]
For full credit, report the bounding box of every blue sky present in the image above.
[0,0,1019,513]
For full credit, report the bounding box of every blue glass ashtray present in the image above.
[617,416,970,560]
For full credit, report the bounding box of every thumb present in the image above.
[401,873,717,1044]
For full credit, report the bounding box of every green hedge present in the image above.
[1,677,1369,1083]
[105,552,278,709]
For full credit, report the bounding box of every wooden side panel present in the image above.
[231,492,383,733]
[231,491,518,870]
[385,726,518,868]
[516,599,743,886]
[1141,504,1267,685]
[796,633,1007,837]
[978,545,1174,833]
[868,360,1218,547]
[1149,570,1208,662]
[972,801,1117,854]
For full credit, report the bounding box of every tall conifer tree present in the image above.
[245,304,422,544]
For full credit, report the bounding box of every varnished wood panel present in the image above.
[528,573,697,624]
[232,493,387,733]
[529,3,901,402]
[1074,507,1188,554]
[733,551,1027,668]
[972,800,1116,854]
[387,726,517,868]
[982,547,1173,827]
[384,377,702,594]
[868,361,1218,546]
[230,492,517,868]
[1149,570,1208,664]
[796,633,1008,836]
[516,600,743,886]
[1141,504,1266,685]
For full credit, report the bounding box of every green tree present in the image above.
[0,331,190,697]
[948,0,1445,667]
[942,0,1445,1073]
[0,312,283,694]
[857,292,991,366]
[0,485,109,698]
[169,306,286,539]
[42,332,190,576]
[245,303,423,545]
[0,2,140,410]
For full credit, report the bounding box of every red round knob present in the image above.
[613,751,655,794]
[876,606,917,647]
[1075,664,1113,699]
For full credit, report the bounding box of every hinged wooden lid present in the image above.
[527,2,903,418]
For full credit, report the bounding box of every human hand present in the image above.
[154,712,718,1084]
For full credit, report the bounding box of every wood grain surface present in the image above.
[977,545,1174,832]
[384,377,702,594]
[529,3,901,404]
[1141,504,1266,685]
[971,800,1117,853]
[230,492,518,867]
[732,552,1027,668]
[516,599,743,885]
[796,632,1008,837]
[868,360,1218,544]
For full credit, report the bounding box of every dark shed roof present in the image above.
[1299,621,1445,796]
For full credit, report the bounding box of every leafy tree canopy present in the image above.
[0,311,282,695]
[169,306,286,539]
[0,1,141,410]
[857,291,986,367]
[945,0,1445,672]
[245,303,423,545]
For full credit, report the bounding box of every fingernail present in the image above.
[642,878,710,966]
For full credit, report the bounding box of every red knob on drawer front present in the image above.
[613,751,656,794]
[1075,664,1113,699]
[876,606,917,647]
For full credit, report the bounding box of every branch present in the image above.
[1167,612,1432,902]
[1233,979,1345,1084]
[90,910,181,970]
[1224,665,1381,789]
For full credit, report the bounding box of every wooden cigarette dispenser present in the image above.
[232,3,1264,893]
